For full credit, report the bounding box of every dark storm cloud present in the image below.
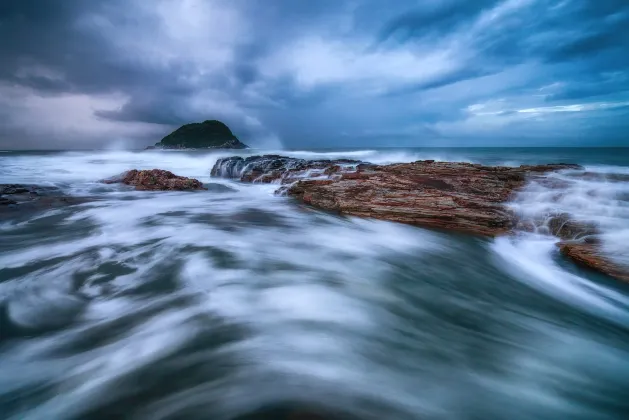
[378,0,502,43]
[0,0,628,148]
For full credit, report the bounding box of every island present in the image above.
[147,120,248,150]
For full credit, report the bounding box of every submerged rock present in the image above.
[0,184,89,217]
[103,169,206,191]
[516,212,600,240]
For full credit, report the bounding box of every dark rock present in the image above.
[0,185,31,195]
[154,120,248,149]
[103,169,206,191]
[211,155,362,184]
[546,213,598,240]
[0,197,17,205]
[0,184,91,218]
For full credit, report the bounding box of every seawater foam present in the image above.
[508,167,629,267]
[493,165,629,326]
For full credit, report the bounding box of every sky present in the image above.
[0,0,628,149]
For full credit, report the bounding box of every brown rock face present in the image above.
[558,242,629,283]
[288,164,503,236]
[287,161,583,237]
[211,156,629,282]
[211,156,580,237]
[103,169,206,191]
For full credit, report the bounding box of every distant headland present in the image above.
[146,120,249,150]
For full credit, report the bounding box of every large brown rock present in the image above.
[103,169,206,191]
[211,156,629,282]
[210,157,581,236]
[285,161,581,237]
[558,242,629,283]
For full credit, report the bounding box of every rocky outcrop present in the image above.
[103,169,206,191]
[211,155,362,183]
[285,161,583,237]
[1,184,89,216]
[212,156,581,236]
[209,155,629,283]
[558,241,629,283]
[153,120,248,149]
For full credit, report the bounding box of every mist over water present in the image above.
[1,148,629,419]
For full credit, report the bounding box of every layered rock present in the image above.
[524,214,627,281]
[152,120,248,149]
[209,155,629,282]
[558,241,629,283]
[212,156,580,236]
[285,161,583,237]
[103,169,206,191]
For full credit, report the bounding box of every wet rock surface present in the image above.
[516,212,600,240]
[0,184,89,217]
[209,155,629,283]
[211,155,363,184]
[286,161,583,237]
[558,242,629,283]
[212,155,581,237]
[103,169,206,191]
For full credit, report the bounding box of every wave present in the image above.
[490,164,629,328]
[2,148,629,419]
[492,234,629,327]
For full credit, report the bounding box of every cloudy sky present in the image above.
[1,0,628,149]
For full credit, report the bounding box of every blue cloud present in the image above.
[0,0,628,148]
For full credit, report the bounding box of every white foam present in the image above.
[508,168,629,267]
[492,234,629,326]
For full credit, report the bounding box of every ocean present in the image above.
[1,147,628,419]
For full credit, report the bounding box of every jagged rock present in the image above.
[103,169,206,191]
[558,242,629,283]
[153,120,248,149]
